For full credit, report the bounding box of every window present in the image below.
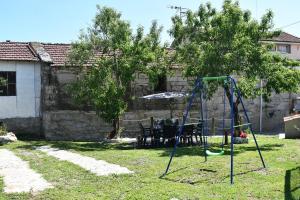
[154,75,167,92]
[0,72,16,96]
[277,44,291,54]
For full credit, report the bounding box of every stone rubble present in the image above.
[0,132,17,144]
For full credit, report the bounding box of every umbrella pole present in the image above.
[169,99,174,119]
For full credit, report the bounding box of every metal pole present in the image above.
[200,81,208,161]
[259,79,263,133]
[230,77,234,184]
[231,78,266,168]
[179,6,182,19]
[222,87,226,149]
[163,78,200,176]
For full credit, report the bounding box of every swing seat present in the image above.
[205,150,224,156]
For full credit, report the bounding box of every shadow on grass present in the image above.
[158,143,283,157]
[16,140,283,158]
[161,176,210,185]
[285,166,300,200]
[220,167,266,181]
[160,165,218,185]
[16,141,136,151]
[161,166,266,185]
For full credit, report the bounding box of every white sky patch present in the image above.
[36,146,133,176]
[0,149,52,193]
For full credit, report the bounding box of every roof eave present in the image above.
[261,40,300,44]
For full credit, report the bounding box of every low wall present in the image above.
[41,92,296,141]
[43,111,112,141]
[284,114,300,138]
[0,117,42,137]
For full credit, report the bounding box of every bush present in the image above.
[0,123,7,136]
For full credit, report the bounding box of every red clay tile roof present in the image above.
[41,43,106,67]
[4,31,298,66]
[42,43,71,67]
[263,32,300,43]
[0,42,39,62]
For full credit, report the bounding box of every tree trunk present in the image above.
[224,86,242,137]
[233,100,242,137]
[108,117,120,139]
[107,51,121,139]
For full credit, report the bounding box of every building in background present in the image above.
[0,32,299,140]
[262,32,300,60]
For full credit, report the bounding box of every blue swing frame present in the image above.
[162,76,266,184]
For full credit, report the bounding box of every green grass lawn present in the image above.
[0,135,299,200]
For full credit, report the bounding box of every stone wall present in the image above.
[43,111,112,141]
[129,70,190,110]
[41,64,58,111]
[261,93,295,132]
[43,67,191,111]
[42,66,80,110]
[41,66,299,140]
[1,117,41,137]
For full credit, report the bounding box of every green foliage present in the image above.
[170,0,300,101]
[0,77,7,87]
[0,123,7,136]
[68,6,168,123]
[69,60,126,121]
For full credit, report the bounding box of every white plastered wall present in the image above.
[0,61,41,118]
[289,43,300,60]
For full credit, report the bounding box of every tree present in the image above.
[170,0,300,135]
[68,6,168,138]
[0,77,6,87]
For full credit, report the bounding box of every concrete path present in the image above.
[37,146,133,176]
[0,149,52,193]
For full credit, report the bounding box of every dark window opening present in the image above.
[154,75,167,92]
[0,72,16,96]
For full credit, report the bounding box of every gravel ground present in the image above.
[36,146,133,176]
[0,149,52,193]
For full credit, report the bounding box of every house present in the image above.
[0,32,299,140]
[0,42,44,134]
[261,31,300,60]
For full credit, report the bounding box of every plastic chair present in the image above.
[138,123,153,147]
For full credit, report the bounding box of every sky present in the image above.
[0,0,300,44]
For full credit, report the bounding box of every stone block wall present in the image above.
[43,111,112,141]
[261,93,295,132]
[40,66,299,140]
[41,66,85,111]
[1,117,42,137]
[129,70,190,110]
[167,70,191,92]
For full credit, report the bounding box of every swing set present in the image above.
[162,76,266,184]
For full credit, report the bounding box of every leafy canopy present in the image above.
[69,6,168,122]
[170,0,300,101]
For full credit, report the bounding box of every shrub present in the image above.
[0,123,7,136]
